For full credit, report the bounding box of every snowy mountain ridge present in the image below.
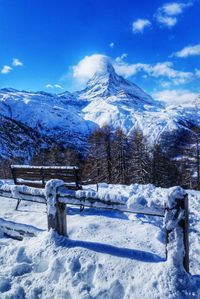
[77,62,157,105]
[0,61,199,159]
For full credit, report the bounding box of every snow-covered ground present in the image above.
[0,183,199,299]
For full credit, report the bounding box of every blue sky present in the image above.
[0,0,199,103]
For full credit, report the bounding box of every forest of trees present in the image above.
[82,126,179,188]
[0,125,200,190]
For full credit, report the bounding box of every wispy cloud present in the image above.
[114,59,192,84]
[12,58,23,67]
[195,69,200,77]
[115,53,128,63]
[132,19,151,33]
[72,54,110,82]
[109,42,114,48]
[54,84,63,90]
[173,43,200,58]
[154,2,193,28]
[0,58,23,75]
[45,84,54,89]
[72,53,193,86]
[131,2,194,35]
[45,83,63,90]
[152,89,199,105]
[1,65,12,74]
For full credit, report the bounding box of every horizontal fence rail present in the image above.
[0,184,164,216]
[58,186,165,217]
[0,184,46,205]
[0,218,42,240]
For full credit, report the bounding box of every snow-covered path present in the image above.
[0,184,199,298]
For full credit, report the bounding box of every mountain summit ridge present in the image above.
[77,61,156,107]
[0,62,199,159]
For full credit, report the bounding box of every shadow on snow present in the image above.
[56,235,165,263]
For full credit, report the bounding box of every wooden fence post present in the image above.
[165,190,189,273]
[56,198,67,236]
[181,194,189,272]
[45,180,67,237]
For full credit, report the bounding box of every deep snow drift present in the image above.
[0,183,199,298]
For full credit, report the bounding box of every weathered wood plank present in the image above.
[15,181,44,188]
[11,165,78,170]
[58,196,165,217]
[0,218,42,240]
[0,187,46,204]
[165,192,189,273]
[182,195,189,272]
[10,165,81,191]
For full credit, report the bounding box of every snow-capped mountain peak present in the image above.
[77,61,156,107]
[0,61,199,159]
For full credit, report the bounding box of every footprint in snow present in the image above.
[71,259,97,289]
[11,263,32,277]
[33,257,49,273]
[95,280,124,299]
[69,256,81,276]
[48,258,65,283]
[0,277,11,293]
[16,247,32,264]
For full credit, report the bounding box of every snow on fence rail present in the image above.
[0,218,43,240]
[0,180,189,272]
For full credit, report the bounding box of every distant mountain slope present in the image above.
[0,61,199,159]
[0,89,96,157]
[0,114,45,160]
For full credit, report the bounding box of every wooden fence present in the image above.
[0,180,189,273]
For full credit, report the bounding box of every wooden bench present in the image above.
[10,165,82,210]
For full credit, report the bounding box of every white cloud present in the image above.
[114,59,192,84]
[156,15,177,27]
[109,42,114,48]
[160,81,172,88]
[155,2,193,28]
[132,19,151,33]
[1,58,23,75]
[12,58,23,67]
[1,65,12,74]
[153,89,199,105]
[173,44,200,58]
[45,83,63,90]
[195,69,200,77]
[54,84,63,90]
[72,53,194,86]
[114,61,147,78]
[115,53,128,63]
[72,54,111,82]
[147,61,192,84]
[163,2,188,16]
[45,84,54,89]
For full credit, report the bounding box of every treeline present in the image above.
[83,126,178,188]
[0,125,200,190]
[82,125,200,189]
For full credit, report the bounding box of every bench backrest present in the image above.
[10,165,81,190]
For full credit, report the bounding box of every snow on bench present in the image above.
[10,164,82,209]
[10,164,81,189]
